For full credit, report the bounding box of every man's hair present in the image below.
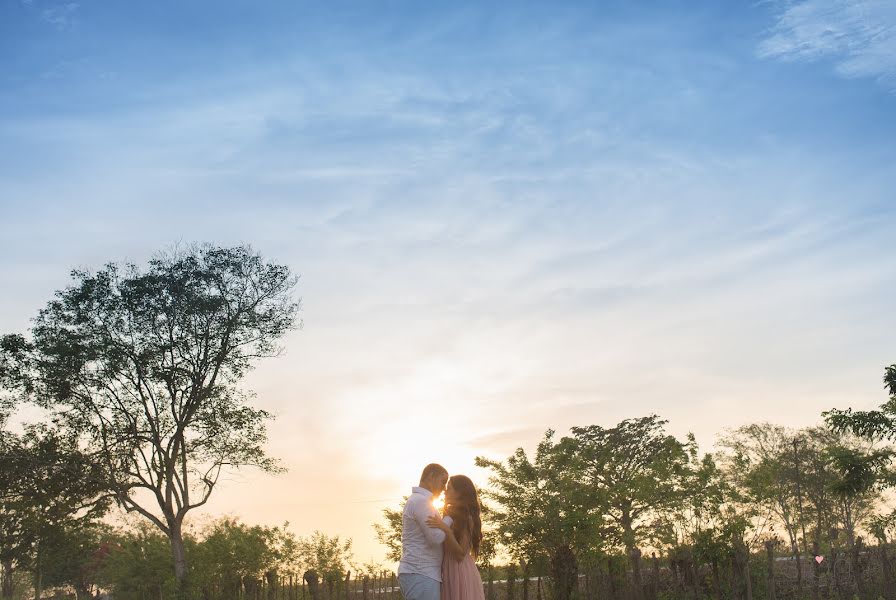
[419,463,449,484]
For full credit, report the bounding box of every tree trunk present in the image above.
[621,510,644,600]
[733,537,752,600]
[487,566,494,600]
[267,570,278,600]
[629,546,645,600]
[506,565,516,600]
[521,561,530,600]
[850,538,865,600]
[606,558,616,600]
[550,545,578,600]
[811,541,820,600]
[794,438,809,596]
[879,544,894,600]
[687,555,700,600]
[765,541,776,600]
[671,558,683,596]
[33,542,42,600]
[710,558,722,600]
[729,556,740,600]
[170,520,189,597]
[1,559,13,600]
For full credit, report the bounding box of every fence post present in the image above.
[391,572,396,600]
[536,576,543,600]
[879,543,894,600]
[304,571,319,600]
[651,553,660,600]
[487,566,495,600]
[363,577,370,600]
[811,541,820,600]
[765,540,776,600]
[521,560,530,600]
[686,548,700,600]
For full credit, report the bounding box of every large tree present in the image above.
[476,430,598,600]
[566,415,690,595]
[1,244,300,595]
[718,424,807,573]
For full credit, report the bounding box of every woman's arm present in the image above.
[426,516,471,562]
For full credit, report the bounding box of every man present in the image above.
[398,463,450,600]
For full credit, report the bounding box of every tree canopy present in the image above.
[0,244,301,593]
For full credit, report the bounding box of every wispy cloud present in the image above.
[758,0,896,90]
[2,1,895,562]
[40,1,79,30]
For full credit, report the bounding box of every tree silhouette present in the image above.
[1,244,300,596]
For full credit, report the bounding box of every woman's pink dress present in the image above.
[441,552,485,600]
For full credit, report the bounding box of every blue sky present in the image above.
[1,0,895,561]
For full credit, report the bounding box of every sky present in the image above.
[1,0,895,564]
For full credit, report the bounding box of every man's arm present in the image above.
[413,498,446,545]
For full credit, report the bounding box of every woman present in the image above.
[426,475,485,600]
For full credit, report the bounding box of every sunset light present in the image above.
[2,2,895,599]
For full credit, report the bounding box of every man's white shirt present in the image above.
[397,487,448,582]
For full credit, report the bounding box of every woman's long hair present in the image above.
[443,475,482,558]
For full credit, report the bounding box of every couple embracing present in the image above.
[397,464,485,600]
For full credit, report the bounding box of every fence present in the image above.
[193,543,896,600]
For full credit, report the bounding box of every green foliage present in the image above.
[0,424,109,599]
[476,430,597,600]
[566,415,691,554]
[39,521,111,597]
[719,423,804,549]
[373,498,405,564]
[1,243,300,591]
[296,531,355,579]
[660,448,750,565]
[190,517,277,597]
[88,518,309,600]
[476,430,598,563]
[822,363,896,545]
[868,509,896,543]
[717,421,889,558]
[826,363,896,442]
[98,523,181,600]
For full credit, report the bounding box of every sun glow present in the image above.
[432,494,445,512]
